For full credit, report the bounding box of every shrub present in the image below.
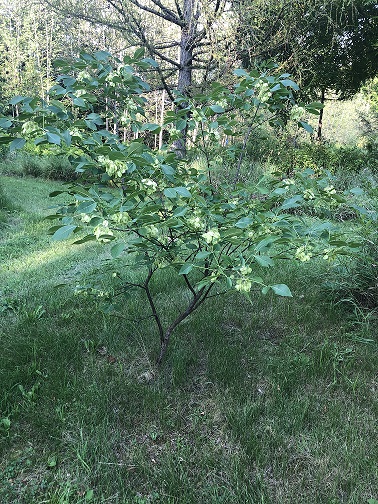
[0,51,362,363]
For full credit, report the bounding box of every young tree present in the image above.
[0,52,360,363]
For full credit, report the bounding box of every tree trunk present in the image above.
[159,89,165,149]
[177,0,194,95]
[173,0,196,157]
[317,88,325,141]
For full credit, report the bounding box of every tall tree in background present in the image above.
[235,0,378,139]
[41,0,234,100]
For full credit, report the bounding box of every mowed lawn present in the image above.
[0,175,377,504]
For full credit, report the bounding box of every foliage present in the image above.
[0,51,361,362]
[244,132,378,177]
[0,151,75,180]
[288,143,378,174]
[325,191,378,310]
[0,177,12,224]
[237,0,378,100]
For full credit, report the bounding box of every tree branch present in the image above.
[157,284,213,364]
[144,268,165,344]
[128,0,184,26]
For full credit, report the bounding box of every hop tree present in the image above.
[0,51,359,363]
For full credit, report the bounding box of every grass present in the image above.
[1,174,377,503]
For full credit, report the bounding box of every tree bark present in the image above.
[317,88,325,141]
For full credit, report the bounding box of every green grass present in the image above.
[1,175,377,503]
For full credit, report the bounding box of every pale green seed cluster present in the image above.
[303,189,316,200]
[323,185,336,195]
[99,155,126,178]
[295,246,312,262]
[202,228,221,244]
[235,278,252,292]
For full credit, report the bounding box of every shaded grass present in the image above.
[0,175,377,503]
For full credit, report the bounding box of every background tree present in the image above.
[41,0,236,99]
[235,0,378,139]
[0,0,126,105]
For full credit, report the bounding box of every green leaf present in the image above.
[10,95,26,105]
[0,118,12,129]
[306,102,324,110]
[84,120,97,131]
[280,79,299,90]
[77,201,96,214]
[108,151,126,161]
[134,48,145,60]
[51,225,77,241]
[162,165,175,176]
[234,69,249,77]
[86,113,103,125]
[73,235,96,244]
[49,190,65,197]
[173,206,188,217]
[141,123,160,132]
[111,242,127,259]
[10,138,26,151]
[174,187,192,198]
[179,263,194,275]
[163,188,177,198]
[73,97,87,108]
[89,217,103,226]
[120,201,135,211]
[254,255,274,267]
[127,142,144,155]
[61,130,71,146]
[94,50,111,61]
[235,217,253,229]
[280,195,303,210]
[271,284,292,297]
[255,236,280,252]
[196,251,211,259]
[141,57,158,68]
[209,104,225,113]
[176,119,187,131]
[298,121,313,133]
[46,132,61,145]
[349,187,364,195]
[196,277,213,290]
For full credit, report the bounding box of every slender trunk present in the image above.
[105,96,109,131]
[156,283,213,365]
[154,91,158,149]
[159,89,165,149]
[317,88,325,141]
